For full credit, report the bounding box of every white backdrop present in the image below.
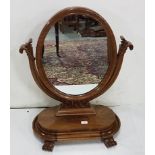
[10,0,144,108]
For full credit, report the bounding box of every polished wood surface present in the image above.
[19,7,133,152]
[35,7,118,104]
[38,105,116,131]
[56,102,96,116]
[19,7,133,109]
[33,105,120,151]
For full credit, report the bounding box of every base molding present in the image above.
[33,105,120,151]
[56,102,96,116]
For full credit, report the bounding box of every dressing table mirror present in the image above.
[19,7,133,151]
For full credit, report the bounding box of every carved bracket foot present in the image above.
[101,137,117,148]
[42,141,55,152]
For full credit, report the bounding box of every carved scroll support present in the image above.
[101,36,134,94]
[19,39,35,60]
[19,39,55,99]
[118,36,134,55]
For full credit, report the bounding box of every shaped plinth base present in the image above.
[33,105,120,151]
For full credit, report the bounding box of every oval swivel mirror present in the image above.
[43,14,109,95]
[19,7,133,152]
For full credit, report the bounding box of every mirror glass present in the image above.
[42,14,108,95]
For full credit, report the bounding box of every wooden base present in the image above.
[33,105,120,151]
[56,102,96,116]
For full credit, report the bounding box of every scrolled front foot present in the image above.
[42,141,55,152]
[101,137,117,148]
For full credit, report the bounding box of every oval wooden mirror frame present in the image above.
[19,7,133,151]
[35,7,117,104]
[19,7,133,106]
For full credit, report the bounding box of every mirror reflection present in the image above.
[42,14,108,95]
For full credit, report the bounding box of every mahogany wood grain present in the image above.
[19,7,133,151]
[33,105,120,151]
[19,7,133,115]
